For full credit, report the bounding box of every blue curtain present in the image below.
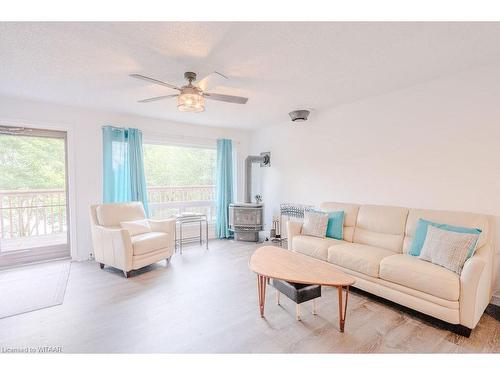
[215,139,234,239]
[102,126,149,215]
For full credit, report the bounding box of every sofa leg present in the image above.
[312,298,317,315]
[296,304,301,321]
[123,271,131,278]
[99,263,104,269]
[166,256,171,266]
[454,325,472,338]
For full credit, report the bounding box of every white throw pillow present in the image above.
[120,219,152,236]
[301,210,328,238]
[419,225,479,275]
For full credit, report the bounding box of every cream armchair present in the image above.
[89,202,175,278]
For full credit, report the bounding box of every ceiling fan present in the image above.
[130,71,248,113]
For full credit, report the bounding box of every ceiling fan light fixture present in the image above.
[177,87,205,113]
[131,71,248,112]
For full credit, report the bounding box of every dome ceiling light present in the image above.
[289,110,310,122]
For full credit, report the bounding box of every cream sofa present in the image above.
[90,202,175,277]
[287,202,495,335]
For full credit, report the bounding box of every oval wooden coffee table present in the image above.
[249,246,356,332]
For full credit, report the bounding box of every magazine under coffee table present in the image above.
[249,246,356,332]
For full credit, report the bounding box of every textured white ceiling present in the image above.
[2,22,500,129]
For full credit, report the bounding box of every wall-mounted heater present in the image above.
[229,152,270,242]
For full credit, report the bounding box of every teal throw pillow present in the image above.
[326,211,344,240]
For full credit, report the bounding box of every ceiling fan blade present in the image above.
[130,74,181,91]
[204,92,248,104]
[198,71,229,91]
[138,94,178,103]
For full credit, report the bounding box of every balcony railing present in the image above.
[147,185,216,221]
[0,189,67,240]
[0,185,216,245]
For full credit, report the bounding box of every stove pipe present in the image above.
[244,153,270,203]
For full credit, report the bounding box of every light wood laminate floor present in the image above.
[0,240,498,353]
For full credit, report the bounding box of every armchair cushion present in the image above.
[120,219,152,236]
[148,218,176,234]
[131,232,170,256]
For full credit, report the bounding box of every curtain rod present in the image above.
[102,125,240,145]
[142,130,241,145]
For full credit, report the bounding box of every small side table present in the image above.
[175,213,209,254]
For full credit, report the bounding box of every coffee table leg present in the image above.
[337,285,350,332]
[257,275,266,317]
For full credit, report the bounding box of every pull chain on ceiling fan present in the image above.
[130,71,248,113]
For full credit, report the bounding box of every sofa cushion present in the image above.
[379,254,460,301]
[327,243,394,277]
[96,202,146,227]
[131,232,169,256]
[353,204,408,252]
[293,235,345,261]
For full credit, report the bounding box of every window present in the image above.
[143,143,217,221]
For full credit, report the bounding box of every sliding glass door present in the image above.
[0,126,70,267]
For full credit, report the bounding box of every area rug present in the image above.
[0,260,71,319]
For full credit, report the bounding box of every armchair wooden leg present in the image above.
[99,263,104,269]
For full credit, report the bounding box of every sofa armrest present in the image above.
[90,225,133,271]
[459,244,492,328]
[148,218,176,234]
[287,221,303,250]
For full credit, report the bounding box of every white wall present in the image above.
[250,63,500,302]
[0,96,251,261]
